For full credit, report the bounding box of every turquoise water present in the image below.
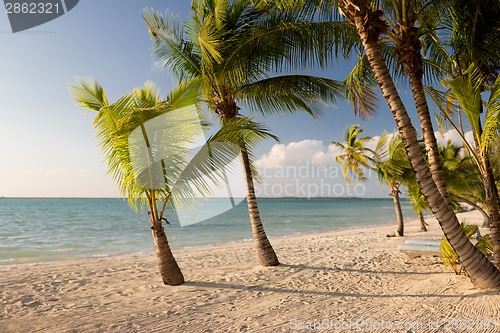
[0,198,414,265]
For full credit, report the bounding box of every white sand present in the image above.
[1,210,500,332]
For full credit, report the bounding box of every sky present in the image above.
[0,1,459,198]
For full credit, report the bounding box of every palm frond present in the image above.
[69,76,108,112]
[446,67,482,141]
[167,78,203,110]
[142,7,202,80]
[481,74,500,151]
[221,20,359,85]
[196,12,224,64]
[343,53,378,118]
[236,75,346,117]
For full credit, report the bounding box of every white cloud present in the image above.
[254,139,385,198]
[435,130,475,151]
[255,140,329,168]
[255,137,387,169]
[77,168,92,175]
[252,130,475,198]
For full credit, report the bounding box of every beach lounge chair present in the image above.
[397,238,441,259]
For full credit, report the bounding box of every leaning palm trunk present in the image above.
[453,195,491,228]
[241,150,279,266]
[151,219,185,286]
[418,211,428,232]
[394,24,452,206]
[220,109,279,266]
[390,187,404,236]
[408,70,452,205]
[340,0,500,288]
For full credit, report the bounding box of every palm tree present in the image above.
[375,134,413,236]
[421,0,500,267]
[333,126,410,236]
[142,0,376,266]
[387,0,452,204]
[332,125,374,184]
[70,78,267,285]
[405,180,429,232]
[277,0,452,208]
[337,0,500,288]
[405,140,487,233]
[438,141,482,204]
[447,71,500,268]
[429,94,493,228]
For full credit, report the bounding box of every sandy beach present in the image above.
[1,210,500,333]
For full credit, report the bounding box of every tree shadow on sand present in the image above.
[183,280,476,299]
[279,263,448,276]
[182,263,497,299]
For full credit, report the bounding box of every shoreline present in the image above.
[2,210,499,333]
[0,214,405,270]
[0,209,407,269]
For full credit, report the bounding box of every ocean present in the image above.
[0,198,414,265]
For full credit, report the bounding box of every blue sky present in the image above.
[0,1,440,198]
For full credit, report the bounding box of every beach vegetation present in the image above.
[375,133,413,237]
[333,125,413,236]
[440,222,493,275]
[423,0,500,268]
[332,124,374,184]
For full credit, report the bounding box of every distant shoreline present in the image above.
[0,196,398,200]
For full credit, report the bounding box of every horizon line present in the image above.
[0,196,393,200]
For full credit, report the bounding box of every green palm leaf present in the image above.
[142,7,202,80]
[482,74,500,151]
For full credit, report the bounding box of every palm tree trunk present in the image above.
[418,211,428,232]
[241,150,279,266]
[474,142,500,268]
[453,195,491,228]
[408,70,451,205]
[343,2,500,288]
[151,219,184,285]
[391,187,404,236]
[471,118,500,266]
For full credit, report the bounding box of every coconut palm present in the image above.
[142,0,377,266]
[428,94,493,228]
[439,141,482,202]
[271,0,451,208]
[405,180,429,231]
[333,126,411,236]
[375,134,413,236]
[404,140,485,233]
[70,78,273,285]
[332,125,374,184]
[383,0,453,204]
[254,0,500,286]
[421,0,500,267]
[337,0,500,288]
[447,70,500,267]
[437,140,491,222]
